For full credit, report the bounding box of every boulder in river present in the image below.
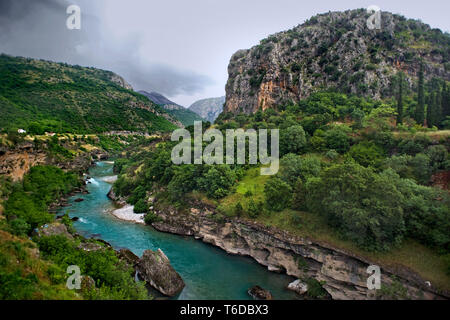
[74,198,84,202]
[137,249,185,297]
[287,279,308,295]
[248,286,273,300]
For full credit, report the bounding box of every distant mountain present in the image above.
[189,97,225,123]
[138,90,204,127]
[0,54,179,133]
[137,91,182,109]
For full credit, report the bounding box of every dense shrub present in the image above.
[347,141,385,167]
[280,125,307,155]
[37,235,148,299]
[278,154,322,187]
[5,166,80,234]
[306,162,406,251]
[133,199,148,213]
[383,154,432,184]
[264,177,292,211]
[323,126,351,153]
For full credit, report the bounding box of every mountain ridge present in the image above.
[138,90,205,126]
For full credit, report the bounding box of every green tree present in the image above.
[133,199,148,213]
[306,163,406,251]
[234,202,244,217]
[427,92,437,128]
[280,125,307,155]
[415,62,425,125]
[292,178,306,210]
[197,165,237,199]
[442,82,450,121]
[324,126,351,154]
[396,72,404,125]
[264,177,292,211]
[348,141,384,168]
[278,154,322,187]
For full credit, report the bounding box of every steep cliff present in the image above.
[224,9,450,114]
[0,140,106,182]
[150,204,448,300]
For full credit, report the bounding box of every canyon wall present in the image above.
[151,204,448,300]
[0,141,107,182]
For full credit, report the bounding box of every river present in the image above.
[57,161,299,300]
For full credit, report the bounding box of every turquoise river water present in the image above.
[57,161,299,300]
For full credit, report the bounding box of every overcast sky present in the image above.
[0,0,449,106]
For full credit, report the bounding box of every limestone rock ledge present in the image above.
[151,205,449,300]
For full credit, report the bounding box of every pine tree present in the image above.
[292,178,306,211]
[415,62,425,125]
[442,82,450,119]
[427,92,434,128]
[396,72,404,125]
[436,87,443,127]
[427,92,436,128]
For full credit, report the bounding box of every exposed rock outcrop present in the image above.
[224,10,450,114]
[0,142,107,181]
[288,280,308,295]
[80,275,96,293]
[137,249,185,297]
[33,222,73,240]
[248,286,273,300]
[107,187,126,206]
[118,249,140,267]
[151,205,448,300]
[109,73,133,91]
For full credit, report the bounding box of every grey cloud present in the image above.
[0,0,212,97]
[122,63,212,97]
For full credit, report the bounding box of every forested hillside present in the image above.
[0,55,179,134]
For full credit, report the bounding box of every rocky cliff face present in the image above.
[0,141,107,181]
[189,97,226,123]
[109,73,133,91]
[151,204,448,300]
[224,9,450,114]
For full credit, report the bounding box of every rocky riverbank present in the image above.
[148,202,449,300]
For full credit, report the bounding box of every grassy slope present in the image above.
[0,54,177,134]
[218,166,450,292]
